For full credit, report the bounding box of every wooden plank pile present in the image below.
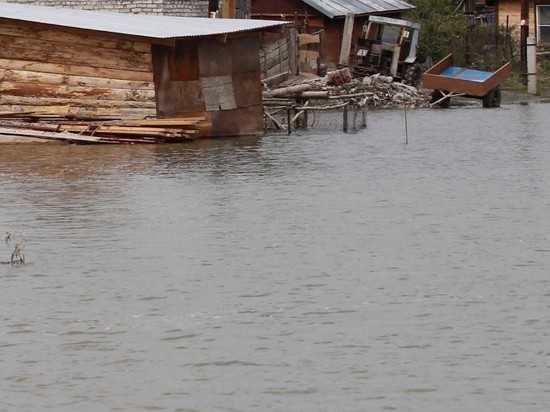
[0,111,211,144]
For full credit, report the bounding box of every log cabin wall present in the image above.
[153,33,264,137]
[0,20,157,119]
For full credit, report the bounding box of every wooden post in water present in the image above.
[343,104,348,133]
[287,108,291,134]
[293,98,308,129]
[360,107,367,129]
[404,107,409,145]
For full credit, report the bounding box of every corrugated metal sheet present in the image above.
[301,0,415,18]
[0,3,286,39]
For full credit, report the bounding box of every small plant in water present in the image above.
[2,230,26,265]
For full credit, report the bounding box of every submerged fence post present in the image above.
[287,108,291,134]
[361,107,367,129]
[343,104,348,133]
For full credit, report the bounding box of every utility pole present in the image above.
[520,0,529,84]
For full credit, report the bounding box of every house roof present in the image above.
[301,0,415,19]
[0,3,286,40]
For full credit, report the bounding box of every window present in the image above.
[381,26,400,43]
[537,5,550,43]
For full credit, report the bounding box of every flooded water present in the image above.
[1,103,550,411]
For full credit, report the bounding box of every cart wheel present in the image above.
[483,87,502,108]
[431,90,450,108]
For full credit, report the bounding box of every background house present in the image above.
[0,0,210,16]
[212,0,252,18]
[0,3,285,137]
[496,0,550,43]
[251,0,415,68]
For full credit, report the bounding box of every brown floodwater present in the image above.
[1,104,549,411]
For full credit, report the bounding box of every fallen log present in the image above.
[262,71,290,88]
[0,120,60,132]
[264,83,312,98]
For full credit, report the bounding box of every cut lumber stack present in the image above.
[0,112,212,144]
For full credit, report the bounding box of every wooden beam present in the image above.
[339,13,355,65]
[221,0,237,18]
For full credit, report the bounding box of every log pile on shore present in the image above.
[263,68,431,110]
[0,111,211,144]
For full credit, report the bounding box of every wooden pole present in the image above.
[520,0,529,84]
[343,104,348,133]
[289,28,298,75]
[404,107,408,145]
[339,13,355,66]
[287,107,291,134]
[221,0,236,18]
[527,36,537,94]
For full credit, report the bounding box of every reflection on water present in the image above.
[1,105,550,411]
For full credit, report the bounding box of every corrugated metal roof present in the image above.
[0,3,286,39]
[301,0,415,19]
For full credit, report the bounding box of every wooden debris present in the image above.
[265,70,430,110]
[326,67,353,86]
[0,112,211,144]
[264,83,313,98]
[262,69,431,132]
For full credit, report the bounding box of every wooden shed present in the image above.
[0,3,285,139]
[251,0,415,67]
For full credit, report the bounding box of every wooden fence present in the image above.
[260,29,298,80]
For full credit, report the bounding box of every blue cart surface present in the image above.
[423,54,511,108]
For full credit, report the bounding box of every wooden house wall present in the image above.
[320,16,369,65]
[497,0,537,38]
[153,33,264,137]
[0,20,156,119]
[253,0,407,67]
[251,0,322,18]
[260,37,292,78]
